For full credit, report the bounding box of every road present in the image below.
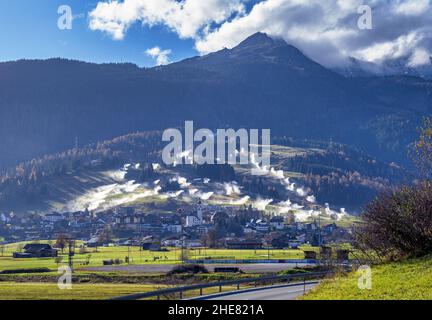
[197,282,318,300]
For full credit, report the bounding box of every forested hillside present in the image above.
[0,33,431,169]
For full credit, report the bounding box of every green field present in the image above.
[0,242,315,272]
[0,282,165,300]
[304,256,432,300]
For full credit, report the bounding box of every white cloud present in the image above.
[393,0,430,16]
[89,0,432,68]
[145,46,172,65]
[89,0,246,40]
[355,32,423,63]
[408,48,431,67]
[195,0,432,67]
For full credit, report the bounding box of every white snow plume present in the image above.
[323,203,346,221]
[336,208,348,220]
[292,203,304,210]
[286,183,296,192]
[198,192,214,200]
[230,196,250,206]
[152,163,160,171]
[296,188,307,197]
[281,177,296,192]
[270,168,285,179]
[306,195,316,203]
[295,210,320,222]
[164,190,184,199]
[111,186,160,206]
[189,188,199,195]
[154,180,160,185]
[123,164,131,170]
[277,199,292,214]
[171,176,191,188]
[223,182,241,196]
[252,198,273,211]
[203,178,210,184]
[64,181,161,212]
[134,163,140,169]
[250,153,269,175]
[106,169,127,181]
[324,203,332,215]
[175,150,193,163]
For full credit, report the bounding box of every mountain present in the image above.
[334,55,432,79]
[0,32,431,169]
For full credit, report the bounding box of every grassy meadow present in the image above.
[303,255,432,300]
[0,282,165,300]
[0,241,315,271]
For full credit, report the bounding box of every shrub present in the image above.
[167,264,209,275]
[357,181,432,259]
[0,268,51,274]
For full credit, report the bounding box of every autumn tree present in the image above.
[55,234,69,254]
[413,117,432,179]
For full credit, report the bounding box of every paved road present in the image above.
[84,263,313,274]
[199,283,318,300]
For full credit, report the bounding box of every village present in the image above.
[0,201,353,253]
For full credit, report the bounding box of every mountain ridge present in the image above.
[0,33,430,170]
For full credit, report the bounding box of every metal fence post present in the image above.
[303,277,306,294]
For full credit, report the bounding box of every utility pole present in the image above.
[68,240,75,272]
[318,213,321,247]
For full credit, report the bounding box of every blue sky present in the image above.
[0,0,197,67]
[0,0,431,68]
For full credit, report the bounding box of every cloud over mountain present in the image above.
[89,0,432,69]
[145,46,172,65]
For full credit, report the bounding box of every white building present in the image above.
[185,216,201,227]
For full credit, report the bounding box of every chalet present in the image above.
[13,243,58,258]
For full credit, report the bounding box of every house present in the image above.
[270,216,285,230]
[44,213,64,223]
[255,220,270,233]
[166,224,182,234]
[225,240,263,250]
[13,243,58,258]
[185,215,201,227]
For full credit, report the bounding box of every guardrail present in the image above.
[110,271,331,301]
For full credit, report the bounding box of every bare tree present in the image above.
[357,181,432,260]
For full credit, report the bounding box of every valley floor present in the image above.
[303,256,432,300]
